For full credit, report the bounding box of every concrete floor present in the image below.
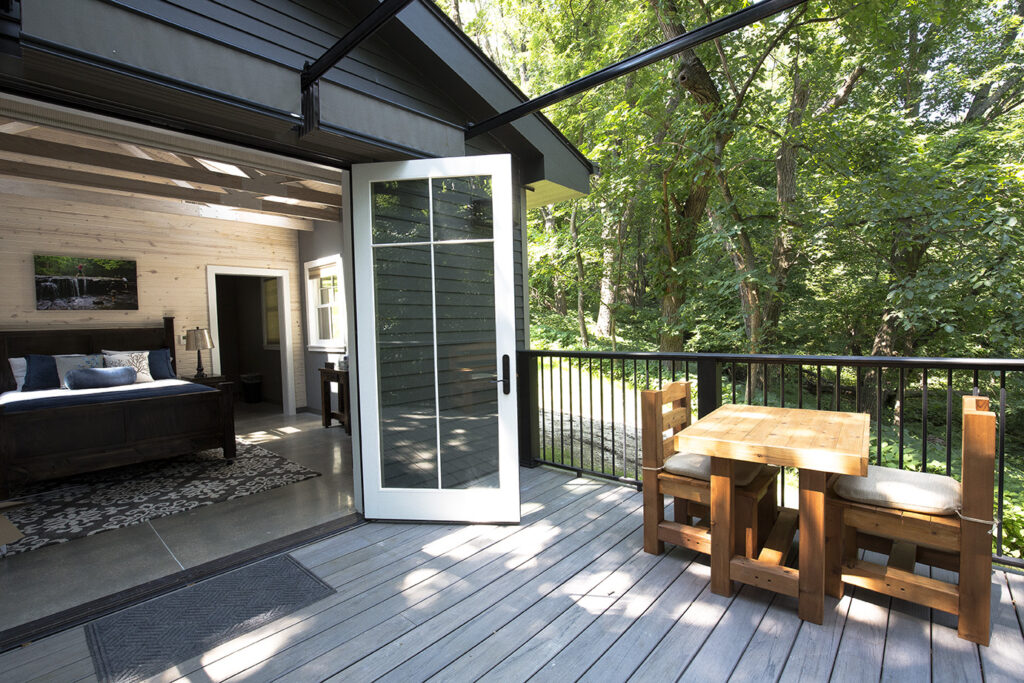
[0,402,355,632]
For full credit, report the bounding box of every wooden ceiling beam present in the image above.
[0,133,342,206]
[0,178,314,230]
[0,159,338,222]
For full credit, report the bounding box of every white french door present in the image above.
[352,154,520,522]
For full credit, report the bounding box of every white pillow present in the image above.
[104,351,154,383]
[8,357,26,391]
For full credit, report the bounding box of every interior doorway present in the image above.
[206,265,296,415]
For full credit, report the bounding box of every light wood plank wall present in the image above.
[0,192,306,408]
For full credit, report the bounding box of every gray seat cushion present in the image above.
[834,465,961,516]
[663,452,768,487]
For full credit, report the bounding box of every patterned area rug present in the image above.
[2,442,320,555]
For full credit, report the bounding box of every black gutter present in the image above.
[466,0,807,140]
[301,0,415,90]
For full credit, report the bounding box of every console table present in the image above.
[319,364,351,434]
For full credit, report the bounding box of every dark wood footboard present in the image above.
[0,384,236,499]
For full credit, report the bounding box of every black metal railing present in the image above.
[517,349,1024,567]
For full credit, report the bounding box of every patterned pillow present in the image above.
[54,354,104,389]
[102,348,175,380]
[103,352,154,383]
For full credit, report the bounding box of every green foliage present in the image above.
[442,0,1024,556]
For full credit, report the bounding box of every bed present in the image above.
[0,317,235,499]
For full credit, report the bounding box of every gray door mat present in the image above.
[85,554,334,682]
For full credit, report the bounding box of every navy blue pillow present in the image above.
[148,348,175,380]
[22,354,60,391]
[66,366,137,390]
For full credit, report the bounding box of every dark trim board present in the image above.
[0,512,364,653]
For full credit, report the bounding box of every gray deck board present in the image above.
[980,572,1024,683]
[728,594,802,682]
[3,468,1022,682]
[930,567,984,683]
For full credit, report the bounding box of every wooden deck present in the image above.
[2,466,1023,682]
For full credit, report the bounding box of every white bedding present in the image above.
[0,379,193,407]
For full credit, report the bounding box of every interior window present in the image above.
[305,257,347,351]
[262,277,280,348]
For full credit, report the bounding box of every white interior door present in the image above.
[352,154,520,522]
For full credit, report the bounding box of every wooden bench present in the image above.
[641,381,779,558]
[826,395,996,645]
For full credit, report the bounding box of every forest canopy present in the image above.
[440,0,1024,360]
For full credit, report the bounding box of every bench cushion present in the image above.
[834,465,961,516]
[663,452,767,487]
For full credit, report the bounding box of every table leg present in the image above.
[799,469,827,624]
[710,456,735,597]
[321,378,332,428]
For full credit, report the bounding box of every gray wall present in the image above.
[215,274,283,405]
[298,219,347,413]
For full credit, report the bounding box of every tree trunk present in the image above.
[552,275,568,315]
[596,220,618,340]
[569,204,589,348]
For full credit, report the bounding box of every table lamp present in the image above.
[185,327,214,379]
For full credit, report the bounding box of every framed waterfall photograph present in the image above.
[34,254,139,310]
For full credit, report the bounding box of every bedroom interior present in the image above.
[0,108,358,644]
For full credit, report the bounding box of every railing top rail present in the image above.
[521,349,1024,370]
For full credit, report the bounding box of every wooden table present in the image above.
[319,364,351,434]
[676,403,869,623]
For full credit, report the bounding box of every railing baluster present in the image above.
[781,364,786,408]
[835,365,842,411]
[921,368,928,471]
[568,358,575,468]
[945,368,953,476]
[876,367,883,466]
[589,357,595,473]
[798,364,804,409]
[762,363,768,406]
[622,358,627,477]
[626,358,634,481]
[561,358,569,464]
[543,357,548,460]
[600,359,605,470]
[610,359,616,478]
[973,369,979,395]
[898,367,905,469]
[856,366,862,413]
[816,365,822,410]
[998,370,1007,555]
[731,362,737,404]
[746,362,752,404]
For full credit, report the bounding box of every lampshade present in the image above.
[185,327,214,351]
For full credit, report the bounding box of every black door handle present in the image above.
[499,354,510,395]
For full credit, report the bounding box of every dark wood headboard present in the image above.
[0,316,177,392]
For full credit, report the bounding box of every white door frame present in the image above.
[206,265,296,415]
[352,153,519,523]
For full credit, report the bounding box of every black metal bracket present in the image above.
[300,72,319,137]
[298,0,415,137]
[465,0,807,140]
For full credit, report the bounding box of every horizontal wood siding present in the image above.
[0,193,306,408]
[24,0,470,124]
